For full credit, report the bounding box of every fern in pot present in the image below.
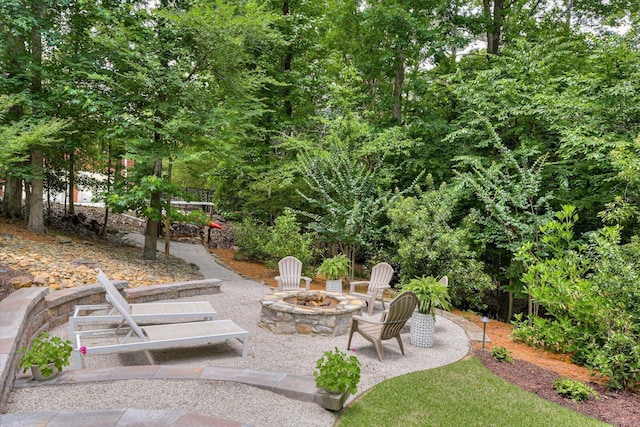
[401,276,451,348]
[316,254,350,293]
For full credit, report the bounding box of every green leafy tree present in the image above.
[264,209,315,271]
[387,182,493,311]
[96,0,278,259]
[296,149,389,277]
[456,120,553,319]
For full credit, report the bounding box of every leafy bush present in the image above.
[313,347,361,395]
[233,218,270,262]
[263,209,315,271]
[516,206,640,390]
[491,346,513,363]
[387,184,493,311]
[553,378,598,402]
[18,332,73,377]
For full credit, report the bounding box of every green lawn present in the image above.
[336,358,608,427]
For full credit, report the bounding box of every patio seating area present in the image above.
[1,236,480,426]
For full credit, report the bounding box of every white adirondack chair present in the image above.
[274,256,312,291]
[349,262,394,315]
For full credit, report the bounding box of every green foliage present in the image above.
[387,183,493,311]
[491,346,513,364]
[553,379,598,403]
[401,276,451,315]
[18,332,73,378]
[233,218,270,262]
[317,254,350,280]
[313,347,361,395]
[516,206,640,390]
[456,120,553,290]
[106,175,183,222]
[263,210,315,271]
[296,148,389,275]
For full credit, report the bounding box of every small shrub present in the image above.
[233,218,269,262]
[264,209,315,271]
[553,378,598,402]
[313,347,361,395]
[491,346,513,363]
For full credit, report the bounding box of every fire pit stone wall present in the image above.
[259,291,365,336]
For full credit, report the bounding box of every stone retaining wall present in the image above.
[0,278,221,412]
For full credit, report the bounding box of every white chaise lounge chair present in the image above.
[68,270,218,338]
[72,283,249,368]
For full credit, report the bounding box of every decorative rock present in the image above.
[9,276,33,289]
[32,274,49,285]
[55,235,72,244]
[296,323,312,334]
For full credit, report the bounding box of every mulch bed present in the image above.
[474,349,640,427]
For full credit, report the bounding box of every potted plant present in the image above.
[18,332,74,380]
[316,254,350,293]
[401,276,451,348]
[313,347,360,411]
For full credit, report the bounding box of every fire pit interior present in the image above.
[284,291,339,308]
[260,290,365,336]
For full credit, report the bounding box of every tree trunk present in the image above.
[27,150,46,233]
[143,158,163,260]
[68,151,75,215]
[143,216,160,260]
[392,51,405,122]
[483,0,505,56]
[163,159,173,264]
[100,142,112,237]
[507,291,514,322]
[26,0,44,233]
[3,175,24,219]
[282,0,293,119]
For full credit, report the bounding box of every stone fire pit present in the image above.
[259,291,365,336]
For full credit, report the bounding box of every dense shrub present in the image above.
[516,206,640,390]
[233,218,270,262]
[263,209,315,272]
[387,184,493,311]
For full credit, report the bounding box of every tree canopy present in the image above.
[1,1,638,344]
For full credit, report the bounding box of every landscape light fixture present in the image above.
[480,316,490,350]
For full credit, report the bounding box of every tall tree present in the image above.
[101,0,279,259]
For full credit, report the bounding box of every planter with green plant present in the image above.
[401,276,451,347]
[316,254,350,293]
[18,332,74,380]
[313,347,360,410]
